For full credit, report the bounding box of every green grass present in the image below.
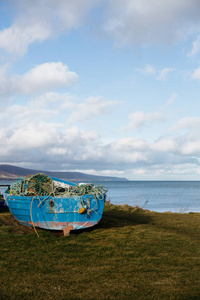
[1,202,200,299]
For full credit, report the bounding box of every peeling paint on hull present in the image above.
[20,220,99,230]
[3,194,106,235]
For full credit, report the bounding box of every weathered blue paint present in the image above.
[3,178,106,235]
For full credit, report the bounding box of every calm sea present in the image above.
[1,180,200,213]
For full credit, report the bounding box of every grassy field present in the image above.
[1,202,200,299]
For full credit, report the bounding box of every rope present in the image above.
[9,174,107,199]
[30,196,39,237]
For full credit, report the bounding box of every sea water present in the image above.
[92,181,200,213]
[1,180,200,213]
[103,181,200,213]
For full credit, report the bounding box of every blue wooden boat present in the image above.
[3,174,107,236]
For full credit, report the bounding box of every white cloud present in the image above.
[0,62,78,98]
[6,104,58,124]
[153,135,177,152]
[171,116,200,132]
[188,35,200,57]
[166,93,177,106]
[0,65,17,98]
[156,68,174,81]
[0,23,50,55]
[140,65,174,81]
[105,137,149,164]
[191,67,200,80]
[181,139,200,155]
[18,62,78,95]
[32,92,76,109]
[0,117,101,163]
[153,117,200,158]
[143,64,156,75]
[132,168,146,175]
[0,0,100,55]
[8,122,59,150]
[103,0,200,45]
[67,96,118,124]
[1,0,200,56]
[111,137,148,152]
[122,111,165,131]
[1,107,200,178]
[1,2,200,180]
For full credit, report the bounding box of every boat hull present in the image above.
[3,193,105,234]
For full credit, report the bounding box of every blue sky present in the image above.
[1,0,200,180]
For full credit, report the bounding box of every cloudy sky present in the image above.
[1,0,200,180]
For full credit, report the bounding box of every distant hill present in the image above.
[0,165,128,181]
